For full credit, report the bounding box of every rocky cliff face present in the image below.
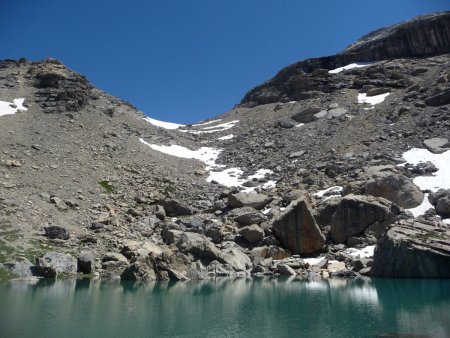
[240,11,450,107]
[1,12,450,281]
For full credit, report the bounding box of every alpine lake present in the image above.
[1,277,449,338]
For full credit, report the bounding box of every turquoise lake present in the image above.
[1,277,449,338]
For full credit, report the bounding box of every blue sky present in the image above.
[1,1,449,123]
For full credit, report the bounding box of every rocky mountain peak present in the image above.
[240,11,450,107]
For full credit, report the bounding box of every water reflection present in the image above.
[1,277,449,338]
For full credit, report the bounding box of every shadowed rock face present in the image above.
[371,220,450,278]
[241,11,450,107]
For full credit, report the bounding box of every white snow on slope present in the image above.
[139,138,275,191]
[0,98,27,117]
[314,186,343,199]
[329,63,372,74]
[358,92,390,106]
[144,117,184,130]
[179,120,239,134]
[192,119,222,127]
[344,245,375,259]
[400,148,450,217]
[218,134,234,140]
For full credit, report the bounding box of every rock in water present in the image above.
[36,252,77,278]
[371,220,450,278]
[272,196,325,254]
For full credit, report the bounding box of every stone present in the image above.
[371,220,450,278]
[423,138,450,154]
[44,226,70,240]
[77,251,95,274]
[364,173,424,208]
[272,196,325,254]
[292,107,322,123]
[229,207,265,225]
[425,89,450,107]
[327,261,346,273]
[330,194,401,244]
[288,151,305,159]
[102,252,128,263]
[159,198,193,216]
[429,189,450,218]
[228,192,271,210]
[327,108,347,119]
[121,257,157,281]
[238,224,265,243]
[3,259,37,278]
[36,252,77,278]
[176,232,224,265]
[222,247,252,272]
[50,196,68,211]
[277,264,296,275]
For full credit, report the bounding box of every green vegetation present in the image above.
[99,180,115,194]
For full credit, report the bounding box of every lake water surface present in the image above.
[1,277,449,338]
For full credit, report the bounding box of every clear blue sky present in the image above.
[1,1,449,123]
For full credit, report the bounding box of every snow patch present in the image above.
[140,138,276,191]
[144,117,184,130]
[295,123,304,128]
[344,245,375,259]
[314,186,343,199]
[400,148,450,217]
[303,257,326,266]
[192,119,222,127]
[358,92,390,106]
[179,120,239,134]
[0,98,27,117]
[217,134,234,140]
[329,63,372,74]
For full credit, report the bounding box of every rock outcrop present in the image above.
[371,220,450,278]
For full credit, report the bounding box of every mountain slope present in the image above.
[1,12,450,281]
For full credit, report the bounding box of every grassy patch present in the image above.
[0,267,17,281]
[99,180,115,194]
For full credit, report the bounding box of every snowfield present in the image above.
[329,63,372,74]
[0,98,27,117]
[144,117,184,130]
[400,148,450,218]
[139,138,275,192]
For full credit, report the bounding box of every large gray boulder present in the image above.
[428,189,450,218]
[364,173,424,208]
[423,138,450,154]
[121,258,157,281]
[176,232,224,265]
[238,224,264,243]
[159,198,193,216]
[228,207,265,225]
[272,196,325,254]
[330,194,401,243]
[371,220,450,278]
[36,252,78,278]
[228,192,271,210]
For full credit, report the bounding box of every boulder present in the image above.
[44,226,70,240]
[292,107,322,123]
[159,198,193,216]
[423,138,450,154]
[222,247,252,272]
[364,173,424,208]
[428,189,450,218]
[121,258,157,281]
[228,207,265,225]
[77,251,96,274]
[425,89,450,107]
[36,252,77,278]
[272,196,325,254]
[238,224,264,243]
[176,232,223,265]
[3,259,37,278]
[371,220,450,278]
[277,264,296,275]
[330,194,401,244]
[228,192,271,210]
